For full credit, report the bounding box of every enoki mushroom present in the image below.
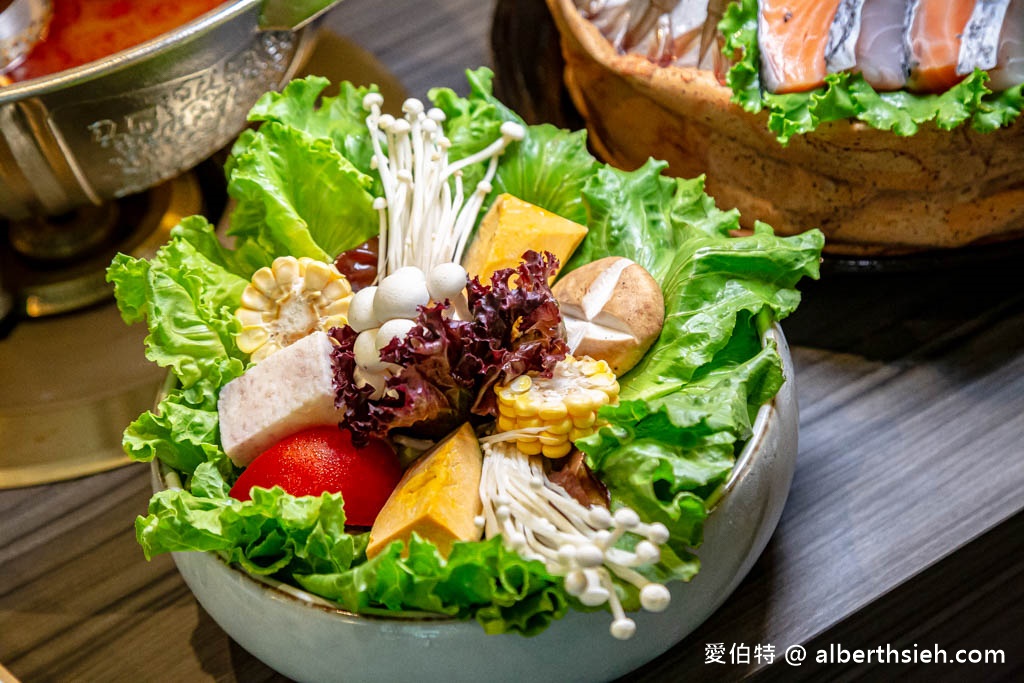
[361,93,524,280]
[478,440,673,640]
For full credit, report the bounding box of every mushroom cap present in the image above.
[375,318,418,351]
[427,262,468,301]
[347,286,380,333]
[374,268,430,321]
[354,328,387,372]
[639,583,671,613]
[553,257,665,376]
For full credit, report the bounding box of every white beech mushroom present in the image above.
[346,285,380,333]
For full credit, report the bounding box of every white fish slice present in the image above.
[825,0,866,74]
[957,0,1012,75]
[857,0,912,90]
[576,0,713,68]
[987,0,1024,90]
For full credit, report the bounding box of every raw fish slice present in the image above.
[987,0,1024,90]
[825,0,866,74]
[855,0,912,90]
[758,0,843,93]
[630,0,709,67]
[578,0,710,67]
[664,0,712,68]
[957,0,1012,74]
[905,0,977,92]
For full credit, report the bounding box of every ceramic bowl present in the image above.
[152,324,798,683]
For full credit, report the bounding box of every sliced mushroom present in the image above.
[552,257,664,375]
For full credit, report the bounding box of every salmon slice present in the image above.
[758,0,843,93]
[906,0,978,92]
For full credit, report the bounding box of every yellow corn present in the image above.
[234,256,353,362]
[494,355,619,458]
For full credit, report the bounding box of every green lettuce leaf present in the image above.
[579,342,785,554]
[107,216,247,473]
[108,216,247,390]
[138,484,568,635]
[246,76,380,181]
[429,68,515,192]
[297,534,569,636]
[722,0,1023,143]
[568,158,822,560]
[226,122,378,266]
[137,486,360,576]
[431,68,599,224]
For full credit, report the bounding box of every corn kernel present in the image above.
[572,413,597,429]
[538,433,566,446]
[252,341,280,362]
[303,260,333,291]
[538,402,568,420]
[322,299,351,317]
[564,394,597,418]
[542,442,573,458]
[509,375,533,393]
[514,395,539,417]
[321,278,352,301]
[241,286,275,312]
[236,308,264,327]
[323,315,348,330]
[569,427,592,441]
[546,418,573,435]
[236,327,269,354]
[519,440,543,455]
[251,267,282,298]
[271,256,300,286]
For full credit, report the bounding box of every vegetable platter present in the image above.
[107,68,822,680]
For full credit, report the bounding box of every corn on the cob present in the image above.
[235,256,353,362]
[495,355,619,458]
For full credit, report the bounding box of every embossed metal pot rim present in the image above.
[0,0,337,221]
[0,1,275,104]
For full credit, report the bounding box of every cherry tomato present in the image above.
[229,426,402,527]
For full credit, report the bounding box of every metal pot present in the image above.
[0,0,343,220]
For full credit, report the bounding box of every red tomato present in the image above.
[229,426,402,527]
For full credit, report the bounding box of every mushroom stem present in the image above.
[362,94,523,278]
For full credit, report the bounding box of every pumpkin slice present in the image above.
[367,423,484,558]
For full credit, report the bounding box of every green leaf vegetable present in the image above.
[107,67,823,635]
[721,0,1024,144]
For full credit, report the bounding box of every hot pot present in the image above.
[0,0,343,220]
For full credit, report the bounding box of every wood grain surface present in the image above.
[2,1,1022,681]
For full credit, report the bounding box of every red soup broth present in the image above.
[6,0,226,82]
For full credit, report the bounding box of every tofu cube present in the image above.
[218,331,342,466]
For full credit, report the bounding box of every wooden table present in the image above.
[2,1,1022,680]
